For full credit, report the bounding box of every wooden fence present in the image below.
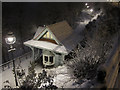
[88,36,120,89]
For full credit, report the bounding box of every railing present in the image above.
[0,52,32,72]
[83,36,120,88]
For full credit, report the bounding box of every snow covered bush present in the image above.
[19,62,58,89]
[68,37,114,80]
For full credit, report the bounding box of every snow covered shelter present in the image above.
[24,21,81,67]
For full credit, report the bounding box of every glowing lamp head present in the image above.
[5,32,16,45]
[87,6,89,8]
[90,9,93,12]
[8,37,14,42]
[85,3,88,6]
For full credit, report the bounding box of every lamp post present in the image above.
[5,32,18,87]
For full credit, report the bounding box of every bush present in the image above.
[19,62,58,89]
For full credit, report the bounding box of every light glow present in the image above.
[85,3,88,6]
[87,6,89,8]
[5,32,16,45]
[90,9,93,12]
[8,37,14,42]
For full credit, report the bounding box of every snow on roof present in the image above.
[31,21,82,51]
[33,27,46,39]
[24,40,68,54]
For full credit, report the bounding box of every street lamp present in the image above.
[90,9,93,12]
[85,3,88,6]
[5,32,18,87]
[87,6,90,8]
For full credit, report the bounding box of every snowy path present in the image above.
[46,65,77,88]
[75,9,102,33]
[45,65,90,88]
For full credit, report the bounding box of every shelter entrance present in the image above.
[42,50,55,67]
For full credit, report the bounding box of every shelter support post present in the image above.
[29,47,35,61]
[61,54,65,65]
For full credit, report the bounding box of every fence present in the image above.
[82,36,120,88]
[94,39,120,88]
[0,52,32,72]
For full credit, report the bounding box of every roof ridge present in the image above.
[47,20,67,27]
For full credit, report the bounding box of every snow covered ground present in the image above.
[0,8,102,89]
[46,65,78,88]
[1,53,34,89]
[44,65,92,88]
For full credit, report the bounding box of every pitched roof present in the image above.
[31,20,82,53]
[47,20,73,44]
[47,20,82,51]
[61,32,82,51]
